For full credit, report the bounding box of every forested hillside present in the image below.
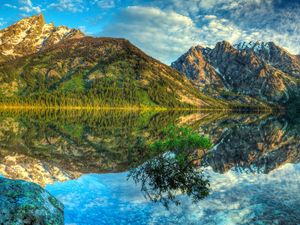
[0,36,226,108]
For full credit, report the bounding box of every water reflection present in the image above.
[0,110,299,181]
[0,110,195,186]
[0,109,300,223]
[129,151,210,208]
[0,109,234,186]
[202,116,300,174]
[128,125,212,208]
[46,164,300,225]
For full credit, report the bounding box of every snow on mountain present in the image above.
[233,41,271,53]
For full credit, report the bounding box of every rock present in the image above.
[0,177,64,225]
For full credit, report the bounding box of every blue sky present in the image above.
[0,0,300,64]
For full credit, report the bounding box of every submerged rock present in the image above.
[0,177,63,225]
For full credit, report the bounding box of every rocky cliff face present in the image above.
[0,14,83,62]
[172,41,300,104]
[171,46,225,90]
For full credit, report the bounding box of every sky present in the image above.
[0,0,300,64]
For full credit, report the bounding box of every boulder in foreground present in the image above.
[0,177,63,225]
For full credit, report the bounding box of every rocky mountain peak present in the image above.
[171,44,225,90]
[21,13,45,26]
[172,40,300,104]
[208,41,239,65]
[0,14,84,61]
[215,40,236,52]
[10,14,46,29]
[233,41,300,78]
[234,41,289,59]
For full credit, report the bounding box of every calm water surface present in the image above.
[0,110,299,224]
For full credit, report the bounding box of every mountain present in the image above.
[0,15,226,108]
[171,46,224,89]
[172,41,300,105]
[234,41,300,78]
[0,14,83,62]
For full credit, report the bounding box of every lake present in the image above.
[0,109,299,224]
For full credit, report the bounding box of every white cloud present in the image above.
[19,0,42,13]
[4,4,17,9]
[129,0,300,58]
[19,6,32,13]
[98,2,300,64]
[204,15,217,20]
[197,15,300,55]
[205,5,300,54]
[92,0,118,9]
[48,0,86,13]
[198,17,244,47]
[132,0,269,17]
[101,6,201,64]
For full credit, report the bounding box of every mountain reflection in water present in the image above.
[0,109,299,224]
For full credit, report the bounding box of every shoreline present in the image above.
[0,105,275,112]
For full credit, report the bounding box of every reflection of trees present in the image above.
[0,110,189,175]
[128,125,211,208]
